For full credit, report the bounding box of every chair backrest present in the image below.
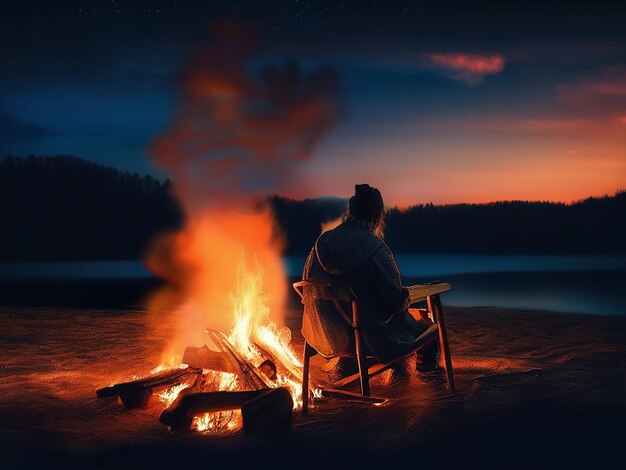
[294,279,360,358]
[293,279,356,327]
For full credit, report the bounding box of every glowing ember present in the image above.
[150,363,189,375]
[193,410,243,433]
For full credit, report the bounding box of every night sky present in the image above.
[2,0,625,205]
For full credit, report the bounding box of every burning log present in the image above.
[207,329,269,389]
[96,366,203,409]
[253,340,302,382]
[182,346,236,373]
[241,386,292,433]
[159,387,293,433]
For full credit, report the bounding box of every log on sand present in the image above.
[160,387,293,433]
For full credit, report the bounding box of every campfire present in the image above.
[97,258,307,434]
[95,23,344,433]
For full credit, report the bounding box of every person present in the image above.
[301,184,439,379]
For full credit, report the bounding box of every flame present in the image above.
[228,258,302,375]
[145,209,309,433]
[145,207,287,366]
[226,258,304,411]
[157,383,190,407]
[193,410,243,433]
[150,363,189,375]
[191,370,242,433]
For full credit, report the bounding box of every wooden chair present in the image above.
[293,279,455,414]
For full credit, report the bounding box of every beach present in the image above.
[0,303,624,469]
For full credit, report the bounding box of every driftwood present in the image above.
[159,387,293,433]
[182,346,236,373]
[96,367,203,409]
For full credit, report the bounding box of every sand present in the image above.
[0,305,624,469]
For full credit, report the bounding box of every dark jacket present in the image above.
[301,216,427,362]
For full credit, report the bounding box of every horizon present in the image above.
[3,153,625,207]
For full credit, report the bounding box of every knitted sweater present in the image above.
[301,217,428,362]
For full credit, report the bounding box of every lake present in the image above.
[1,255,625,315]
[286,254,626,316]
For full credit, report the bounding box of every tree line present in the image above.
[1,155,624,261]
[269,192,626,255]
[0,155,183,261]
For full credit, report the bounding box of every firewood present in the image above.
[207,329,268,390]
[182,346,236,373]
[159,389,270,431]
[252,340,302,381]
[96,366,203,409]
[241,387,293,434]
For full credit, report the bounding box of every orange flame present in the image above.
[145,207,306,431]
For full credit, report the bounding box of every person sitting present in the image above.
[301,183,438,379]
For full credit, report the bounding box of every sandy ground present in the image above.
[0,305,624,469]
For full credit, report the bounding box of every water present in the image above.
[1,255,625,315]
[0,260,153,280]
[284,254,626,316]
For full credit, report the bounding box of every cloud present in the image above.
[422,53,505,85]
[556,68,626,104]
[465,116,625,138]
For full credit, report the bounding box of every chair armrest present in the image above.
[406,282,451,304]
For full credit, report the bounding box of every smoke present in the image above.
[143,22,342,363]
[150,21,341,209]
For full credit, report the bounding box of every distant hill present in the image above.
[0,155,183,261]
[1,155,625,261]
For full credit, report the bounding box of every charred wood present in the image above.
[241,387,293,434]
[96,367,203,409]
[182,346,236,373]
[159,387,293,433]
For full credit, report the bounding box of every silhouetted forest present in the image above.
[270,192,626,255]
[0,155,182,261]
[1,155,625,261]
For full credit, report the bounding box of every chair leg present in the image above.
[354,330,370,396]
[302,342,314,414]
[431,294,456,394]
